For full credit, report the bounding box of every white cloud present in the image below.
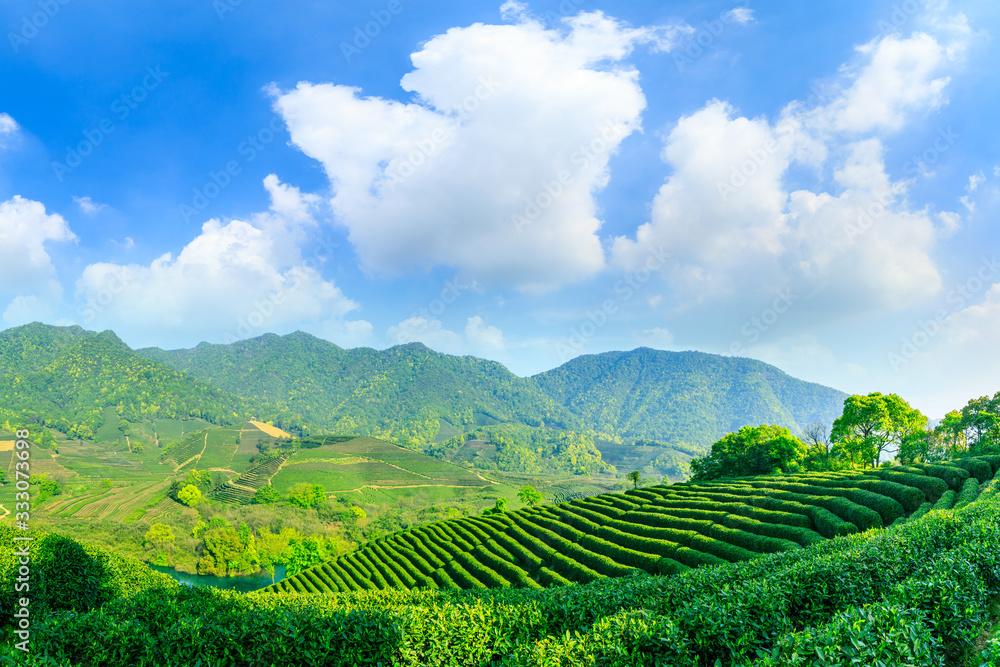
[0,196,76,301]
[2,295,55,327]
[465,315,505,352]
[723,8,754,25]
[74,176,368,348]
[966,172,985,192]
[388,315,505,356]
[810,33,950,134]
[641,327,674,346]
[0,113,18,147]
[612,25,963,315]
[273,10,653,294]
[73,196,108,216]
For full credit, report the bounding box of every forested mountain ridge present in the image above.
[139,331,847,451]
[138,332,575,447]
[0,323,299,438]
[529,347,848,449]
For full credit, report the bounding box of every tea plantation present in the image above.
[269,456,1000,595]
[2,458,999,666]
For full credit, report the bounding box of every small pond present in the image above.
[150,564,287,593]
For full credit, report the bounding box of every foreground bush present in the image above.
[2,481,998,666]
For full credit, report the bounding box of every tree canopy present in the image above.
[690,424,807,480]
[831,393,926,468]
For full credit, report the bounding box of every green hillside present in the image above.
[270,455,999,595]
[531,347,848,447]
[137,333,848,457]
[0,323,300,439]
[138,333,574,448]
[4,461,998,666]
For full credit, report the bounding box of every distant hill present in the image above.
[530,348,847,449]
[0,323,296,438]
[138,333,574,447]
[139,332,847,454]
[1,324,849,461]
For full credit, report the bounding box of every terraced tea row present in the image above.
[210,455,287,504]
[269,457,999,595]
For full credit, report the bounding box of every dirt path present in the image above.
[338,482,492,493]
[0,504,9,520]
[173,433,209,472]
[475,472,501,485]
[126,435,132,453]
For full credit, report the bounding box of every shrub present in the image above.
[910,463,970,490]
[687,534,757,563]
[551,553,603,584]
[933,490,956,511]
[537,566,574,587]
[954,478,980,509]
[622,511,713,535]
[906,502,933,522]
[951,457,992,483]
[571,499,625,520]
[708,524,800,554]
[870,470,948,502]
[772,491,883,531]
[672,546,728,569]
[732,504,812,528]
[721,514,825,547]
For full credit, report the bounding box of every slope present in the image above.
[0,323,299,438]
[530,347,848,449]
[138,332,575,447]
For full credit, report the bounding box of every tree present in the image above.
[483,498,508,515]
[831,393,927,468]
[626,470,642,489]
[348,506,366,522]
[691,425,807,480]
[252,485,280,504]
[144,523,175,548]
[287,483,326,509]
[517,485,543,507]
[177,483,202,507]
[802,421,842,471]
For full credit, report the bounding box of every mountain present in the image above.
[530,347,848,449]
[138,331,847,452]
[0,323,295,438]
[138,332,574,447]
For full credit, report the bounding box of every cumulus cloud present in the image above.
[273,10,656,293]
[0,196,76,305]
[74,176,369,348]
[612,25,964,314]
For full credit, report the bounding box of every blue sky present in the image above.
[1,0,998,418]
